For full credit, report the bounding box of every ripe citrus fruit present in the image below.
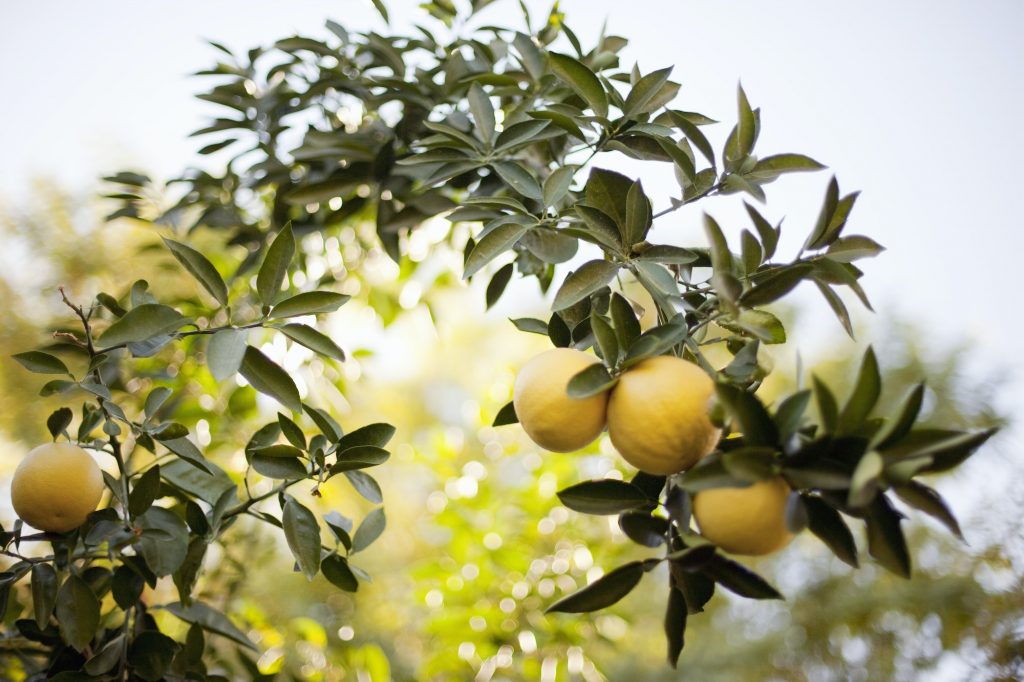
[513,348,609,452]
[606,355,720,475]
[693,476,794,556]
[11,443,104,533]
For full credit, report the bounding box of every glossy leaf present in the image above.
[283,497,322,580]
[549,52,608,118]
[552,260,619,311]
[163,237,229,306]
[12,351,69,376]
[279,323,346,361]
[256,223,295,306]
[239,346,302,412]
[270,291,351,318]
[98,304,189,348]
[557,479,650,515]
[546,561,644,613]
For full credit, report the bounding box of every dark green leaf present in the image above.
[548,52,608,118]
[278,323,345,361]
[129,465,161,517]
[162,238,229,306]
[865,497,911,578]
[623,67,673,117]
[739,264,814,307]
[838,347,880,435]
[748,153,825,180]
[138,507,189,577]
[239,346,302,412]
[826,235,885,262]
[874,384,925,449]
[270,291,351,319]
[802,496,859,567]
[12,351,70,376]
[893,480,963,540]
[486,263,514,309]
[321,554,359,592]
[552,260,619,311]
[546,561,644,613]
[618,512,669,547]
[702,556,781,599]
[344,470,383,504]
[283,498,321,580]
[46,407,73,439]
[164,600,257,650]
[492,161,543,201]
[623,179,652,248]
[463,222,530,279]
[493,401,518,426]
[815,281,854,338]
[256,224,295,306]
[610,293,641,349]
[557,479,650,515]
[98,304,189,348]
[31,564,58,628]
[715,384,778,447]
[467,82,495,141]
[129,631,179,681]
[665,586,687,668]
[55,574,100,651]
[566,363,617,398]
[543,165,577,207]
[337,423,395,452]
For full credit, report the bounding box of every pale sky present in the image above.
[1,1,1021,445]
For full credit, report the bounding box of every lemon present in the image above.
[11,443,105,533]
[513,348,609,452]
[606,355,720,475]
[693,477,794,556]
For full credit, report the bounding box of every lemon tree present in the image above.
[26,0,997,674]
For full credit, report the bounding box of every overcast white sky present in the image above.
[1,1,1021,439]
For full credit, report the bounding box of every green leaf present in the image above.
[747,153,825,180]
[162,238,229,306]
[283,497,321,580]
[144,387,172,419]
[619,512,669,547]
[739,264,814,307]
[815,282,854,338]
[330,446,390,473]
[129,465,162,517]
[98,304,189,348]
[585,168,633,228]
[655,137,696,184]
[321,554,359,592]
[492,401,518,426]
[566,363,617,399]
[251,443,305,458]
[623,179,652,248]
[703,213,732,274]
[252,455,307,479]
[826,236,885,262]
[337,423,396,452]
[84,634,125,675]
[590,312,619,364]
[46,407,73,439]
[513,32,545,80]
[701,556,781,599]
[521,230,578,264]
[722,447,777,482]
[557,479,650,515]
[865,497,911,578]
[775,390,812,438]
[848,451,884,508]
[623,317,688,367]
[802,496,858,567]
[727,84,757,162]
[495,119,551,151]
[492,161,543,201]
[623,66,673,117]
[546,561,644,613]
[573,205,622,251]
[129,631,180,681]
[669,111,716,167]
[893,481,963,540]
[715,384,778,447]
[610,293,641,349]
[874,384,925,449]
[31,564,58,628]
[239,346,302,412]
[344,470,383,504]
[552,260,619,311]
[138,507,189,577]
[161,437,213,474]
[164,600,257,650]
[543,165,577,207]
[12,351,70,376]
[257,224,295,306]
[305,405,342,442]
[351,507,386,553]
[735,309,786,344]
[740,229,763,274]
[270,291,351,319]
[486,263,514,309]
[278,323,345,361]
[549,52,608,118]
[467,82,495,142]
[665,586,687,668]
[370,0,389,23]
[463,222,530,279]
[207,329,248,381]
[838,347,881,435]
[55,574,100,651]
[744,203,779,260]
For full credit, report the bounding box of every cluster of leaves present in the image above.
[546,343,995,665]
[4,225,392,679]
[91,0,993,672]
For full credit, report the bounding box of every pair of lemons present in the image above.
[513,348,793,556]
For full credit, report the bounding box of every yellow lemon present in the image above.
[693,477,794,556]
[513,348,609,452]
[11,443,105,533]
[606,355,720,475]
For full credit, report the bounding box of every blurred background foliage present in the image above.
[0,185,1019,681]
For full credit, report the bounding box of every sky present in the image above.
[0,2,1021,462]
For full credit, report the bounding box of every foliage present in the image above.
[0,0,1003,677]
